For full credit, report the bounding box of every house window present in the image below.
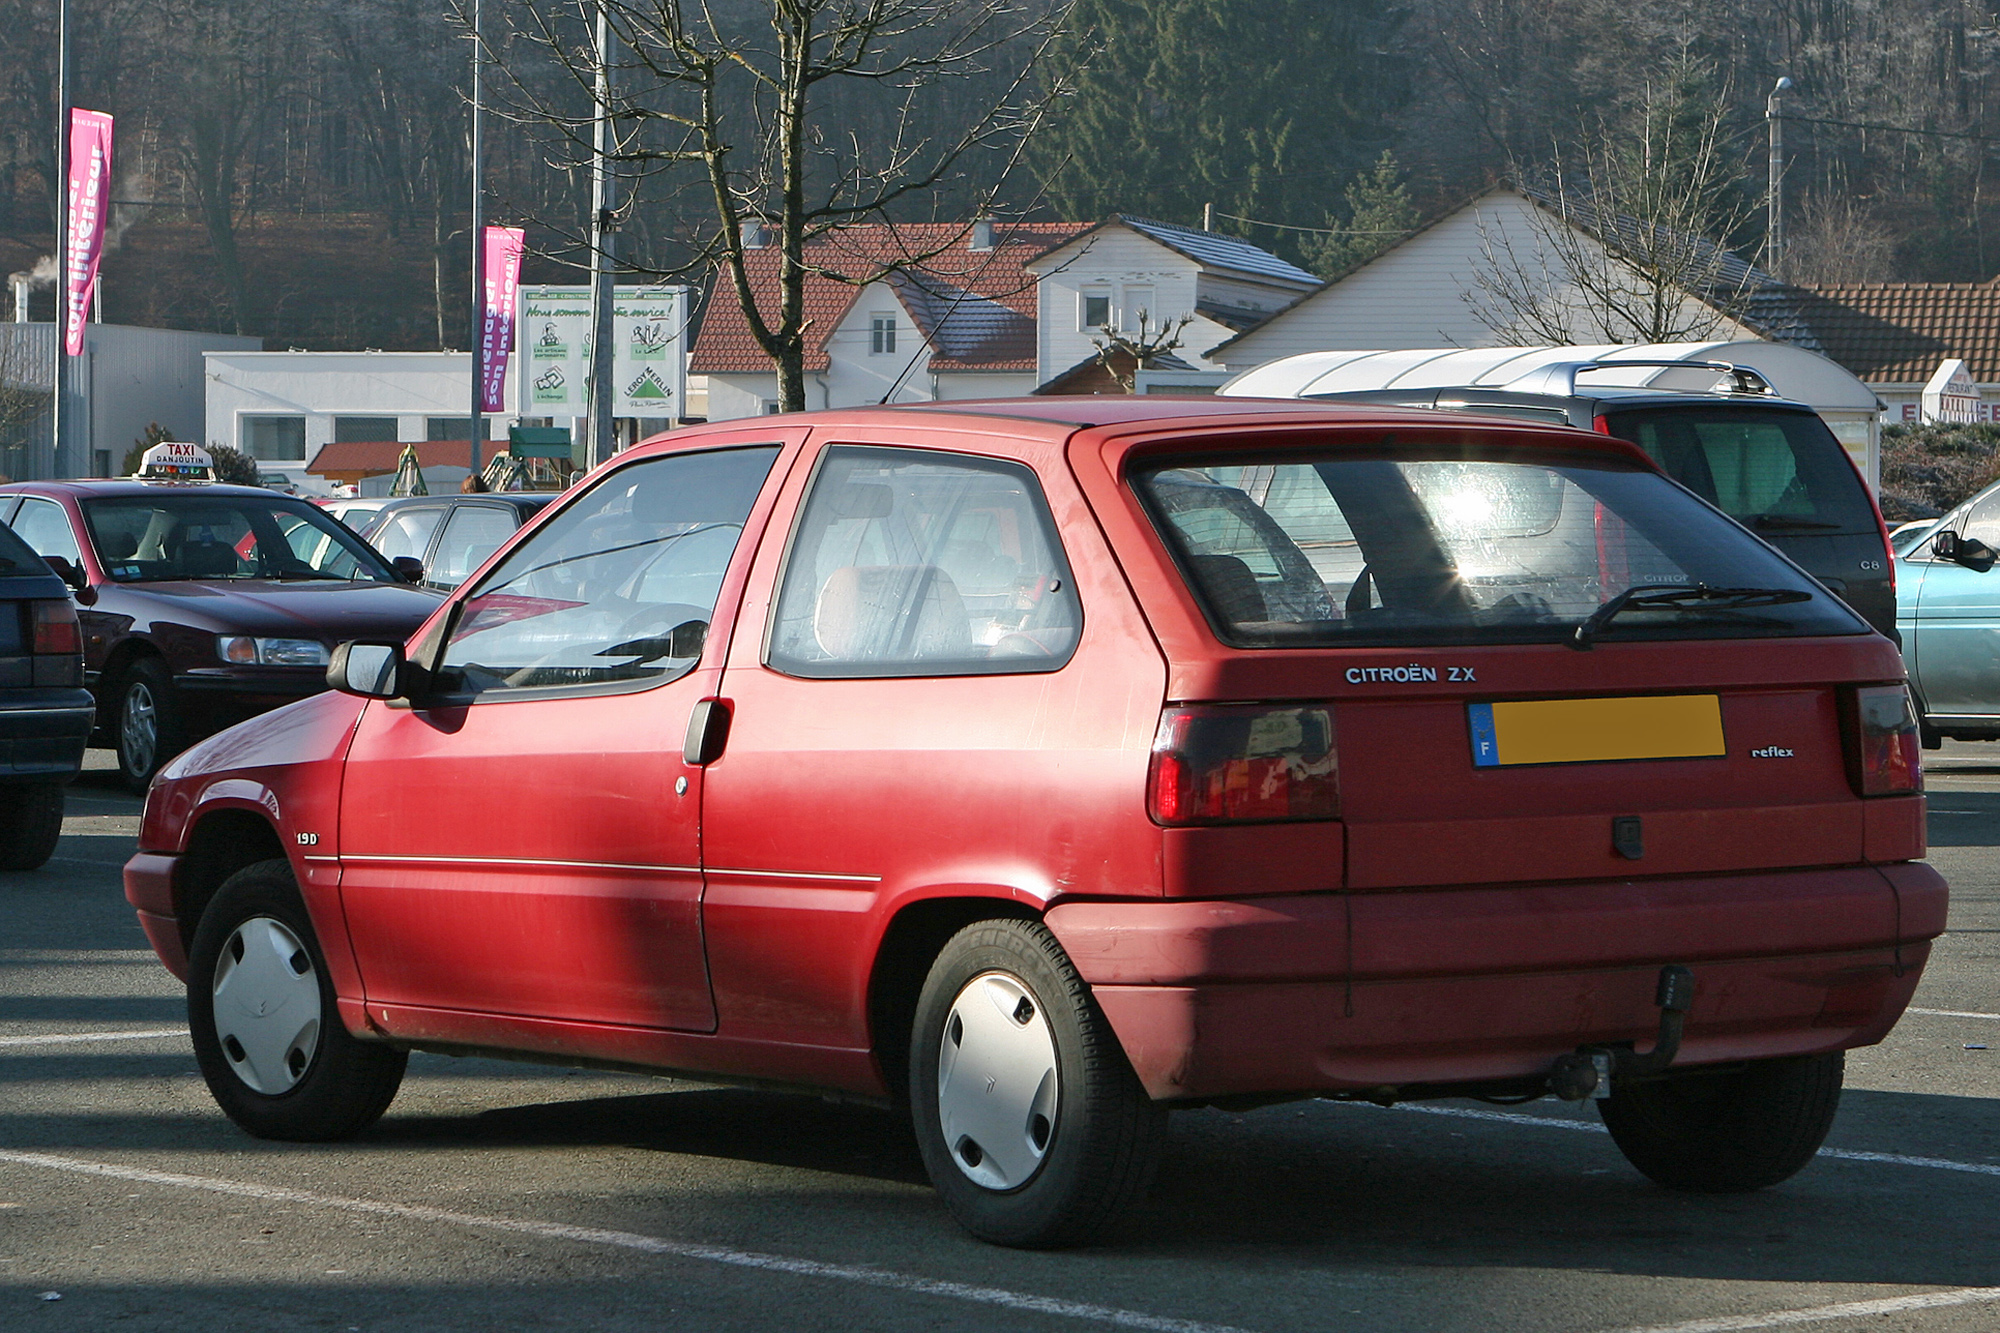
[335,416,400,444]
[241,415,307,461]
[1081,291,1111,330]
[870,315,897,355]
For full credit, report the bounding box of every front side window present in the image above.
[434,446,779,696]
[81,495,395,583]
[768,447,1080,678]
[430,504,521,589]
[1133,447,1866,649]
[370,507,445,563]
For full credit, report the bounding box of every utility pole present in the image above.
[467,0,486,481]
[1767,76,1792,279]
[52,0,68,477]
[586,4,618,469]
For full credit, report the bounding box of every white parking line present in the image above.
[1908,1006,2000,1020]
[0,1150,1254,1333]
[1377,1103,2000,1177]
[1603,1286,2000,1332]
[0,1028,189,1048]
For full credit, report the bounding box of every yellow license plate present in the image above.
[1468,695,1725,768]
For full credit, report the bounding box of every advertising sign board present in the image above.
[517,285,690,418]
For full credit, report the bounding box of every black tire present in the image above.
[910,918,1166,1248]
[0,782,64,871]
[1599,1052,1844,1192]
[187,858,405,1140]
[115,658,185,794]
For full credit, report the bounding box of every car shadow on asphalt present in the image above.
[1927,790,2000,847]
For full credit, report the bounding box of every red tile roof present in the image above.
[1792,282,2000,383]
[308,439,479,480]
[690,221,1087,375]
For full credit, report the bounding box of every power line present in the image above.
[1786,112,2000,145]
[1210,210,1413,237]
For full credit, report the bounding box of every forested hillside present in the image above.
[3,0,1995,350]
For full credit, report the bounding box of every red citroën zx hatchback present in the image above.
[125,399,1941,1246]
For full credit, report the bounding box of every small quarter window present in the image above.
[768,446,1081,678]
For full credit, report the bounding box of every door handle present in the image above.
[683,698,731,766]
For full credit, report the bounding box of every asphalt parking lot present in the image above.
[4,748,1999,1332]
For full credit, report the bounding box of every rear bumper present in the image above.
[0,689,94,779]
[1046,862,1947,1102]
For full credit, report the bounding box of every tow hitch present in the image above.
[1549,965,1695,1101]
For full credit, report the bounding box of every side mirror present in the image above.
[1939,530,1998,572]
[391,556,425,583]
[1932,530,1961,561]
[43,553,84,590]
[328,641,413,699]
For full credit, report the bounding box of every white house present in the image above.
[204,350,522,488]
[1026,215,1321,392]
[692,221,1086,420]
[1209,189,1771,375]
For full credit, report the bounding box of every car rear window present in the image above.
[1131,446,1866,649]
[1600,407,1873,536]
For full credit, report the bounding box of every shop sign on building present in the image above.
[516,285,691,417]
[1922,358,1983,424]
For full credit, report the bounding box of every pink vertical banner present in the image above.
[64,108,114,357]
[479,225,526,412]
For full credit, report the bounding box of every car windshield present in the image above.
[1132,447,1867,648]
[80,494,397,583]
[1601,407,1873,534]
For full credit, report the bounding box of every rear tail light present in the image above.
[30,599,80,656]
[1848,685,1921,796]
[1592,414,1613,435]
[1148,704,1339,825]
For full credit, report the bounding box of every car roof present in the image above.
[0,479,298,501]
[631,396,1661,467]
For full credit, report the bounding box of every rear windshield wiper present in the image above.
[1570,583,1812,650]
[1750,515,1842,532]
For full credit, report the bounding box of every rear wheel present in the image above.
[1599,1052,1844,1192]
[910,918,1166,1248]
[187,858,405,1140]
[0,781,64,871]
[116,658,184,793]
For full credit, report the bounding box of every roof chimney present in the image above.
[10,275,27,323]
[970,217,996,251]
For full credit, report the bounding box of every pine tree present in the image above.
[1306,151,1419,277]
[1034,0,1405,255]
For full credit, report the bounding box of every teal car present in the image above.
[1897,487,2000,744]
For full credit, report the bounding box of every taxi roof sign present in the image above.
[136,441,215,482]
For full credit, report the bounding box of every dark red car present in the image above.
[0,479,444,790]
[124,400,1942,1246]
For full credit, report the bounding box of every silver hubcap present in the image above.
[120,681,157,777]
[936,971,1060,1190]
[211,916,321,1095]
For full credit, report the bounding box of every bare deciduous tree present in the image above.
[1786,192,1896,287]
[1090,308,1191,392]
[1465,60,1762,345]
[486,0,1070,410]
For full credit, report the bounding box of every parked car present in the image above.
[1895,475,2000,744]
[1223,355,1899,641]
[0,461,445,791]
[125,399,1939,1247]
[0,515,91,870]
[351,494,555,591]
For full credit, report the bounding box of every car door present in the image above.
[335,442,790,1034]
[1905,489,2000,720]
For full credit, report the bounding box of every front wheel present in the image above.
[115,659,185,794]
[910,918,1166,1248]
[187,858,405,1140]
[1599,1052,1844,1192]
